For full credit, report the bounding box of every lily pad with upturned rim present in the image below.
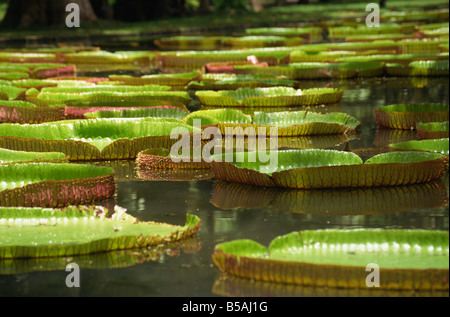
[0,205,200,259]
[389,138,449,156]
[0,118,199,160]
[417,121,449,139]
[374,103,449,130]
[0,100,65,124]
[0,148,66,164]
[212,229,449,290]
[196,87,344,107]
[0,162,115,207]
[211,149,448,189]
[109,71,202,88]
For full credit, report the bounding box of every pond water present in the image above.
[0,77,448,297]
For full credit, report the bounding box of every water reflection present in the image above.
[212,274,449,297]
[0,237,201,275]
[210,179,449,216]
[374,128,418,148]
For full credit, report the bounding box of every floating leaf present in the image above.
[0,118,198,160]
[0,148,66,164]
[0,163,115,207]
[417,121,449,139]
[109,71,201,88]
[211,149,448,188]
[0,100,65,124]
[375,103,449,130]
[84,105,189,119]
[196,87,343,107]
[389,138,449,155]
[137,148,212,170]
[212,229,449,290]
[0,205,200,259]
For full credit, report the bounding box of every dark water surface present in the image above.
[0,77,448,297]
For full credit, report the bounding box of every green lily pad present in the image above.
[84,106,190,119]
[223,36,304,48]
[375,103,449,130]
[212,229,449,290]
[211,149,448,188]
[0,148,66,164]
[0,163,115,207]
[196,87,343,107]
[0,100,65,124]
[386,60,449,76]
[0,118,199,160]
[0,205,200,259]
[109,71,201,88]
[417,121,449,139]
[389,138,449,155]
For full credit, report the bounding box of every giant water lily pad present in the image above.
[185,109,360,136]
[84,105,190,120]
[211,149,448,189]
[235,61,385,79]
[0,100,65,124]
[389,138,449,155]
[417,121,449,139]
[158,47,295,67]
[137,148,212,170]
[0,163,115,207]
[223,36,304,48]
[386,60,449,77]
[154,36,227,50]
[196,87,343,107]
[375,103,449,130]
[212,229,449,290]
[245,27,323,40]
[186,74,296,90]
[0,118,198,160]
[109,71,201,89]
[65,99,188,119]
[0,148,66,164]
[0,205,200,259]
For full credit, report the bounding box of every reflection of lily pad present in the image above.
[210,180,448,215]
[212,229,449,290]
[0,163,115,207]
[211,149,448,188]
[0,236,201,275]
[417,121,449,140]
[374,127,417,147]
[375,103,449,130]
[196,87,344,107]
[0,205,200,259]
[212,274,449,297]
